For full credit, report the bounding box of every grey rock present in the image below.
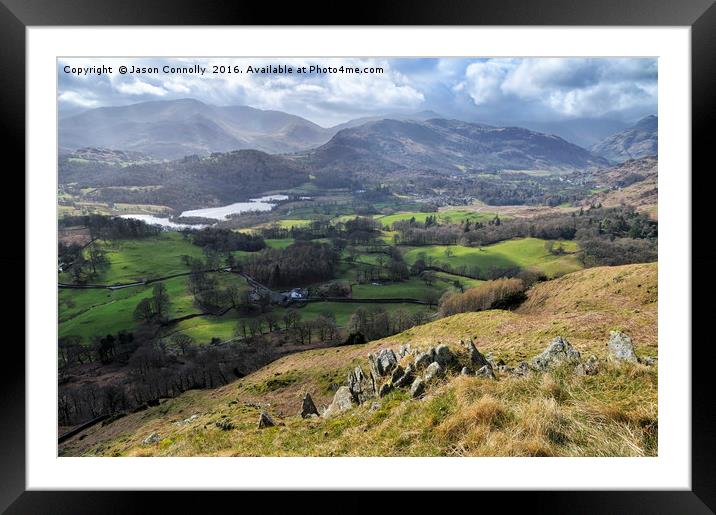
[300,392,319,419]
[434,345,456,367]
[410,378,426,398]
[322,386,355,418]
[460,366,473,375]
[142,432,161,445]
[608,331,639,364]
[466,340,491,368]
[370,348,398,377]
[258,412,276,428]
[348,366,377,404]
[390,365,405,384]
[513,362,531,376]
[476,364,496,380]
[532,336,581,370]
[370,401,381,411]
[414,350,435,369]
[379,383,393,397]
[423,361,444,382]
[393,363,415,388]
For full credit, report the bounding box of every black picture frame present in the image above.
[2,0,714,512]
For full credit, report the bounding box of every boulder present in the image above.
[531,336,581,370]
[142,432,160,445]
[322,386,355,418]
[466,340,491,369]
[423,361,444,382]
[410,378,426,398]
[414,350,435,369]
[390,365,405,384]
[607,331,639,364]
[348,366,377,404]
[434,345,456,368]
[258,412,276,428]
[393,363,415,388]
[300,392,319,419]
[379,383,393,397]
[476,364,496,380]
[370,348,398,377]
[460,366,473,376]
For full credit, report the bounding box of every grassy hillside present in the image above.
[60,263,657,457]
[403,238,582,278]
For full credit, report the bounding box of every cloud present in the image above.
[57,57,656,127]
[115,79,167,96]
[457,58,657,121]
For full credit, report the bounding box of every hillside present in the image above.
[303,118,609,174]
[591,115,658,163]
[60,263,657,457]
[59,149,310,210]
[581,156,658,219]
[59,99,334,159]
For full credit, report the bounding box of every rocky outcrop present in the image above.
[369,349,398,377]
[322,386,355,418]
[300,393,319,419]
[607,331,639,364]
[532,336,581,370]
[466,340,491,369]
[142,432,160,445]
[258,412,277,428]
[393,363,415,388]
[434,345,456,368]
[424,362,444,382]
[476,364,496,380]
[414,350,435,369]
[348,366,377,404]
[379,383,393,397]
[410,378,426,398]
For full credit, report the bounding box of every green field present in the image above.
[375,209,502,228]
[60,232,205,285]
[264,238,295,249]
[402,238,582,278]
[351,276,452,302]
[59,273,249,341]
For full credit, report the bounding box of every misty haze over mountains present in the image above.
[59,99,655,168]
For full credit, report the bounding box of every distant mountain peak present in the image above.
[591,116,657,163]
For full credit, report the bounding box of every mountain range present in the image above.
[58,99,444,159]
[302,118,609,173]
[590,115,658,163]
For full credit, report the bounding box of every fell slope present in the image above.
[591,115,658,163]
[60,263,657,457]
[304,118,608,174]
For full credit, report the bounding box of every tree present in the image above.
[152,283,170,321]
[133,298,155,324]
[171,333,194,356]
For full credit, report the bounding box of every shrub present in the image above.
[439,277,526,316]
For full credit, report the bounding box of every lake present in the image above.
[178,194,289,220]
[118,214,207,230]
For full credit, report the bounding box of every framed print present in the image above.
[3,0,715,512]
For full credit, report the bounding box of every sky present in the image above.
[58,57,657,129]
